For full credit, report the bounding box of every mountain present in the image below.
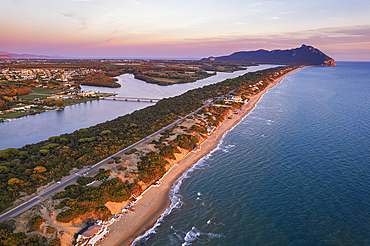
[0,51,63,59]
[201,45,336,66]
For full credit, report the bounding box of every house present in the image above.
[78,91,96,97]
[81,225,103,239]
[224,95,243,103]
[47,95,70,100]
[207,126,216,135]
[77,224,110,246]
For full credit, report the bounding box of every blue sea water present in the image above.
[131,62,370,246]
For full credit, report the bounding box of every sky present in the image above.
[1,0,369,60]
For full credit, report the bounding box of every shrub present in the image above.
[49,237,61,246]
[76,176,95,186]
[118,165,127,171]
[46,227,56,234]
[125,148,138,155]
[28,215,45,232]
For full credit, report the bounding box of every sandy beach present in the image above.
[100,68,302,246]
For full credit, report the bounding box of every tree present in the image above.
[27,215,45,232]
[54,100,64,108]
[49,237,61,246]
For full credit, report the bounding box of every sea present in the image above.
[131,62,370,246]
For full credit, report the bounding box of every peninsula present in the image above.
[202,44,336,66]
[0,64,307,246]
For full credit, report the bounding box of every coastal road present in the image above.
[0,102,210,223]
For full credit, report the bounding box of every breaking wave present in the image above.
[130,123,237,245]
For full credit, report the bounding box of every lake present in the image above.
[0,65,277,150]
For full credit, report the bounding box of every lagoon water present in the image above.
[133,62,370,246]
[0,65,276,150]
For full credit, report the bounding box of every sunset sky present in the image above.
[1,0,369,60]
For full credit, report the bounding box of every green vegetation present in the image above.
[137,152,168,183]
[27,215,45,232]
[159,144,181,160]
[0,225,28,246]
[53,177,130,223]
[76,176,95,186]
[19,94,49,100]
[0,224,47,245]
[0,66,298,213]
[94,169,111,180]
[46,227,56,234]
[118,165,127,171]
[49,237,61,246]
[187,124,207,135]
[0,96,105,120]
[125,148,138,155]
[0,59,251,122]
[100,130,111,136]
[30,88,64,95]
[160,129,175,138]
[75,73,121,88]
[171,134,199,151]
[134,70,215,86]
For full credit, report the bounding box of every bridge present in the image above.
[100,96,162,103]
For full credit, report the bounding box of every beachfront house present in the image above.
[207,126,216,135]
[77,224,110,246]
[80,225,103,240]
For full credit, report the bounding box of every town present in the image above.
[0,59,252,121]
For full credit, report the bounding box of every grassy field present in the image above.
[1,94,113,120]
[62,97,97,106]
[20,88,66,100]
[29,88,64,94]
[19,94,49,100]
[143,71,214,85]
[150,77,179,83]
[1,109,45,120]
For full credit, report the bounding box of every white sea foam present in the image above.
[181,226,224,245]
[206,218,225,227]
[250,116,266,121]
[219,143,236,153]
[130,147,220,245]
[205,232,224,239]
[131,108,245,245]
[183,227,201,244]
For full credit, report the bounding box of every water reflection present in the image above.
[0,65,278,149]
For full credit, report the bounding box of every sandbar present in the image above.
[100,67,302,246]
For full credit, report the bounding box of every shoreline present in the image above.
[0,95,113,123]
[100,67,304,246]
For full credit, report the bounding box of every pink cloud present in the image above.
[2,25,370,61]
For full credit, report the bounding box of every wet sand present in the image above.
[100,68,302,246]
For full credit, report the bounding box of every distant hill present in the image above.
[0,51,63,59]
[201,44,336,66]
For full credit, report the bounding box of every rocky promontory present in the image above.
[202,44,336,66]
